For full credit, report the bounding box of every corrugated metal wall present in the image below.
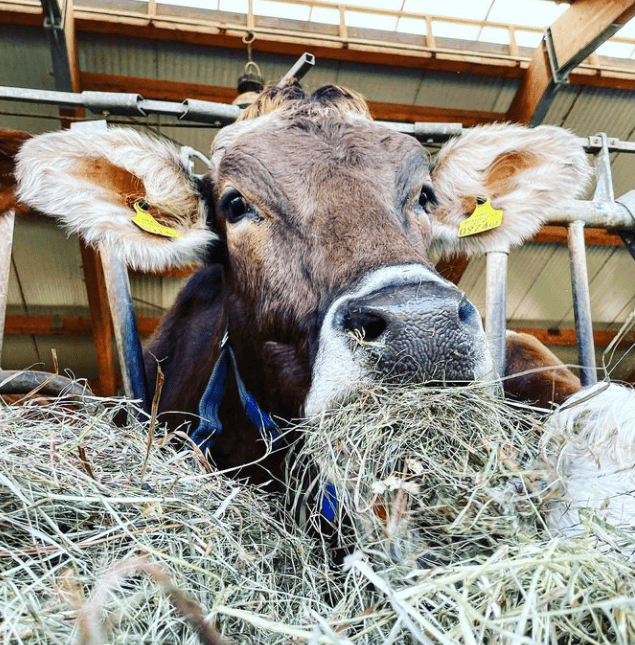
[0,19,633,382]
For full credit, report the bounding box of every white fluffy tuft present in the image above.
[430,123,592,257]
[16,128,215,272]
[541,382,635,551]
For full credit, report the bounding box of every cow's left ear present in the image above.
[429,124,592,257]
[16,127,217,272]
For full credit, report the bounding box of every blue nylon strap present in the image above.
[191,340,279,455]
[191,335,336,522]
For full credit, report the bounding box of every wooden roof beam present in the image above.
[506,0,635,125]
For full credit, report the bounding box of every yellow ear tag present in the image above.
[132,202,183,239]
[458,198,503,238]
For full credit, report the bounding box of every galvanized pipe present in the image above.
[568,220,597,386]
[99,243,148,408]
[0,209,15,366]
[485,247,509,377]
[277,52,316,87]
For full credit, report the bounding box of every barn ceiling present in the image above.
[0,0,634,392]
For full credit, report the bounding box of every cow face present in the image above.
[206,93,492,415]
[14,84,590,423]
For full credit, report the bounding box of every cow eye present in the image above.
[418,185,437,212]
[222,192,254,224]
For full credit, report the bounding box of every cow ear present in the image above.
[16,128,217,272]
[429,124,592,257]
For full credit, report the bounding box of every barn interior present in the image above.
[0,0,634,396]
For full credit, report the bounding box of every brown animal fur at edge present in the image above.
[504,331,582,408]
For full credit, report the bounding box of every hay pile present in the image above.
[2,384,635,644]
[0,396,332,644]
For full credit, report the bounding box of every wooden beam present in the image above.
[80,72,505,125]
[531,225,625,247]
[79,243,117,395]
[511,327,635,348]
[506,0,635,124]
[5,313,159,338]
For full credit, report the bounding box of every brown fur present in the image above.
[75,157,182,227]
[485,150,540,199]
[0,128,32,213]
[504,331,582,408]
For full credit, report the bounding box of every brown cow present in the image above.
[13,84,590,484]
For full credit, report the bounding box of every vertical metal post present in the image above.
[568,220,596,386]
[0,209,16,365]
[485,246,509,377]
[98,243,148,406]
[565,132,612,387]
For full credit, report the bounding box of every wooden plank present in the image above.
[79,242,117,395]
[5,313,160,337]
[550,0,635,73]
[511,327,635,348]
[532,225,625,247]
[507,0,635,124]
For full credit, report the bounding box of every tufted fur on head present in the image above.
[430,123,592,257]
[16,128,214,272]
[238,81,372,122]
[541,382,635,551]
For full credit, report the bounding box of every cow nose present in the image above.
[338,281,484,383]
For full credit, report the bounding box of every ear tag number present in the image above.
[458,198,503,238]
[132,202,183,239]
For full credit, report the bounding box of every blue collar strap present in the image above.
[191,334,279,456]
[190,332,337,523]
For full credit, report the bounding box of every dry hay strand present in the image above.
[0,395,333,644]
[288,382,635,644]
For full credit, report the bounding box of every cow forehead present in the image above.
[210,111,429,180]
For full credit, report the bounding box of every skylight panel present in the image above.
[432,20,480,41]
[513,29,543,49]
[253,0,310,20]
[487,0,567,29]
[396,17,427,36]
[161,0,218,8]
[478,26,509,46]
[346,10,398,31]
[336,0,401,9]
[219,0,248,11]
[596,41,635,60]
[402,0,491,21]
[309,5,339,25]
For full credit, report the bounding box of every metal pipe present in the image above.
[99,243,148,408]
[0,209,15,365]
[277,52,316,87]
[485,247,509,377]
[568,220,597,386]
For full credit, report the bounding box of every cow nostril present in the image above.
[458,298,478,325]
[343,310,387,342]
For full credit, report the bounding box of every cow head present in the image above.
[14,84,590,426]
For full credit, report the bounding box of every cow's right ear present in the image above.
[16,128,218,272]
